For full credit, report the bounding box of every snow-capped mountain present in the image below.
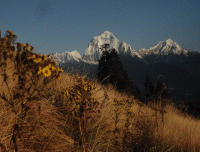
[47,32,191,66]
[138,38,189,57]
[51,50,82,64]
[82,31,144,63]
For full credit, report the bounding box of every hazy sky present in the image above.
[1,0,199,56]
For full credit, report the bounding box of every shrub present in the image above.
[0,29,63,151]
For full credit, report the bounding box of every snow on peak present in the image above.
[70,50,82,58]
[82,31,142,62]
[102,31,112,35]
[52,50,82,64]
[100,31,117,40]
[165,38,173,44]
[138,39,184,56]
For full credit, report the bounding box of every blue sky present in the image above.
[0,0,200,56]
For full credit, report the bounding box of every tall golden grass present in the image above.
[1,68,200,151]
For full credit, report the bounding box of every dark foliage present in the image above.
[127,77,141,100]
[97,46,141,99]
[143,75,172,106]
[143,75,155,104]
[154,79,172,106]
[187,94,200,119]
[96,48,111,84]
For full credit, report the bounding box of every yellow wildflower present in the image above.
[25,46,31,51]
[42,55,48,61]
[91,84,96,89]
[52,67,56,71]
[28,54,36,59]
[33,58,42,63]
[57,67,64,72]
[65,91,69,96]
[77,91,81,96]
[44,57,48,60]
[42,66,51,77]
[52,66,56,71]
[84,86,87,91]
[37,67,43,75]
[48,64,56,71]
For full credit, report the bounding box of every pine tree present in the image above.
[96,48,111,85]
[154,79,172,106]
[97,45,141,98]
[188,94,200,118]
[154,79,163,101]
[107,48,129,91]
[143,75,155,104]
[128,78,141,100]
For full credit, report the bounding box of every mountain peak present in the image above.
[71,50,79,54]
[99,31,117,41]
[138,38,184,57]
[101,31,113,36]
[53,50,82,64]
[82,31,144,62]
[165,38,173,44]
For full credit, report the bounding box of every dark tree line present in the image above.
[96,44,141,100]
[96,44,173,105]
[96,44,200,119]
[187,94,200,119]
[143,75,173,106]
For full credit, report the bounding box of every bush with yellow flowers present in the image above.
[61,76,98,152]
[0,29,64,151]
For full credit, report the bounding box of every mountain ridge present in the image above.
[48,31,191,65]
[52,50,82,64]
[82,31,143,63]
[138,38,188,57]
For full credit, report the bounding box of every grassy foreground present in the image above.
[0,30,200,152]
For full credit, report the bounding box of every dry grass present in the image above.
[1,60,200,152]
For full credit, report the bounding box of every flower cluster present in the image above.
[29,54,63,78]
[0,29,65,114]
[0,30,64,80]
[25,51,63,79]
[62,76,98,150]
[64,76,96,101]
[0,29,66,151]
